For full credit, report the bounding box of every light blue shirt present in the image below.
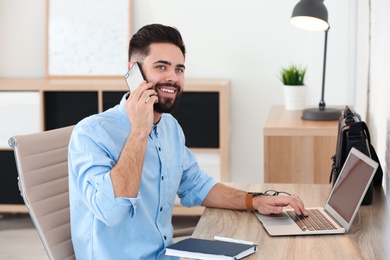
[68,94,216,259]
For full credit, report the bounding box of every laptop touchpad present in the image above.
[258,213,293,225]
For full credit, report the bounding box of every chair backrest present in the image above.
[8,125,75,260]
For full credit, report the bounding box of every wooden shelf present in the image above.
[0,78,230,215]
[0,204,28,213]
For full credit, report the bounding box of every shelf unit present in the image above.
[0,78,230,215]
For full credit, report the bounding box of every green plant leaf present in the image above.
[279,64,307,86]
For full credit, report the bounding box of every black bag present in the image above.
[329,106,383,205]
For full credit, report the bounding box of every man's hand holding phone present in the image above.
[124,62,158,136]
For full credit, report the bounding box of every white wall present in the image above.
[368,0,390,253]
[368,0,390,198]
[0,0,359,182]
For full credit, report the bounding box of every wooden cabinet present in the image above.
[0,78,230,215]
[263,106,338,184]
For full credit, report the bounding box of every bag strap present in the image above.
[349,121,383,186]
[329,155,337,184]
[360,121,371,143]
[369,143,383,185]
[347,122,369,154]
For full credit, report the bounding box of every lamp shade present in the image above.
[290,0,329,31]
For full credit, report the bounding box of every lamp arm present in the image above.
[319,28,329,110]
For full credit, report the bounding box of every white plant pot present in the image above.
[283,85,306,110]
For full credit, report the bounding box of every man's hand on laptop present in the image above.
[253,195,309,216]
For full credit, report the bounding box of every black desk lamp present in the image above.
[290,0,340,121]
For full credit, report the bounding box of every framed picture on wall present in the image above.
[46,0,132,77]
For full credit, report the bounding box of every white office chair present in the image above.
[9,125,75,260]
[9,125,194,259]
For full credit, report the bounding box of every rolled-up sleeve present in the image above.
[177,147,217,207]
[69,123,140,227]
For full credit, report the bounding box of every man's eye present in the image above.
[156,65,166,70]
[175,68,184,73]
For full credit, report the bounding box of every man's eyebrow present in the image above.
[153,60,171,66]
[153,60,186,69]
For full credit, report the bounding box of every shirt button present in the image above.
[161,176,164,181]
[164,235,167,240]
[160,207,163,211]
[158,147,161,151]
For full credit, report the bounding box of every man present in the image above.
[68,24,308,259]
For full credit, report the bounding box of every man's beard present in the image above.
[153,82,182,114]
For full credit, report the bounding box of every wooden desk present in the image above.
[192,183,388,259]
[263,106,339,184]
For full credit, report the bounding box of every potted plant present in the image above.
[279,64,307,110]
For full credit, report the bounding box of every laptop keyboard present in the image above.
[286,209,337,231]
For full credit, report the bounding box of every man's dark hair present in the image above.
[128,24,186,62]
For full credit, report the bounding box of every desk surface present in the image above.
[192,183,389,259]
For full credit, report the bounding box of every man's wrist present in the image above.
[246,192,263,211]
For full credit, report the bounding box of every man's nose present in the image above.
[165,69,178,82]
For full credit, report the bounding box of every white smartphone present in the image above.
[124,62,145,93]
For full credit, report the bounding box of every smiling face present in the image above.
[140,42,185,114]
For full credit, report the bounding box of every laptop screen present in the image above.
[327,151,376,222]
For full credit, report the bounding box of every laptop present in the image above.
[255,147,379,236]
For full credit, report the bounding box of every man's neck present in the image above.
[153,111,162,125]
